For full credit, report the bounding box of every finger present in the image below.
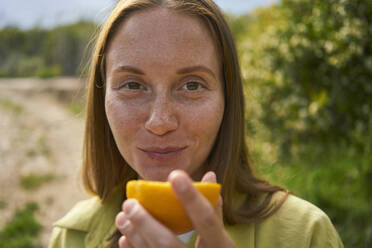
[200,171,223,219]
[118,236,135,248]
[216,195,223,219]
[170,171,234,247]
[169,170,232,247]
[201,171,217,183]
[116,211,150,248]
[122,199,186,248]
[200,171,223,218]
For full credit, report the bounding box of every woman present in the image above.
[49,0,344,247]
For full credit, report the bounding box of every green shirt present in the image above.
[48,189,344,248]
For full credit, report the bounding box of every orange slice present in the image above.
[126,180,221,234]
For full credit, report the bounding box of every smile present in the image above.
[139,146,187,160]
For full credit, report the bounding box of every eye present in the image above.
[121,81,145,90]
[183,81,204,91]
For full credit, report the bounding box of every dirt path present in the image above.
[0,77,89,247]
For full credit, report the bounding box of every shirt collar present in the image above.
[53,183,125,246]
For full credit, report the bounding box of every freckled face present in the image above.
[105,8,224,181]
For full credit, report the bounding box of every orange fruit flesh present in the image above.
[126,180,221,234]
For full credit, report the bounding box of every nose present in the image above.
[144,94,178,136]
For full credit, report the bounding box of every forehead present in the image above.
[106,8,220,72]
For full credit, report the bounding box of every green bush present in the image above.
[0,21,96,78]
[36,65,61,78]
[258,0,372,156]
[232,1,372,246]
[20,173,56,190]
[0,200,7,209]
[66,101,85,117]
[259,140,372,247]
[0,98,24,115]
[0,202,42,248]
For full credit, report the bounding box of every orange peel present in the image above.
[126,180,221,234]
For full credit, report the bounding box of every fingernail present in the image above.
[123,199,137,216]
[117,212,129,229]
[203,171,217,182]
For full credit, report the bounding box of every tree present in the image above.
[258,0,372,156]
[237,1,372,246]
[0,21,96,78]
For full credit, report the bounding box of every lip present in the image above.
[139,146,187,160]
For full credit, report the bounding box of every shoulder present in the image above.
[49,187,123,247]
[254,191,344,247]
[48,226,87,248]
[53,197,102,232]
[270,191,329,225]
[48,197,102,248]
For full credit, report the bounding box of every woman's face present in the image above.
[105,8,224,181]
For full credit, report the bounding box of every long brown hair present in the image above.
[82,0,288,246]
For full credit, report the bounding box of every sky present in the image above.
[0,0,278,29]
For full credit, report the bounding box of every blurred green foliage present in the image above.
[256,0,372,156]
[0,21,96,78]
[0,202,42,248]
[0,200,7,210]
[66,101,85,117]
[233,0,372,247]
[0,97,24,115]
[20,173,56,191]
[258,142,372,247]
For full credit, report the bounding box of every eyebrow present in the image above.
[177,66,217,79]
[113,65,216,79]
[114,65,145,75]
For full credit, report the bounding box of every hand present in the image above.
[115,170,235,248]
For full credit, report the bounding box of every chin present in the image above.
[136,163,193,182]
[137,167,176,182]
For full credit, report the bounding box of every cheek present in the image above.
[178,97,224,177]
[182,96,224,146]
[105,94,144,148]
[187,106,222,134]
